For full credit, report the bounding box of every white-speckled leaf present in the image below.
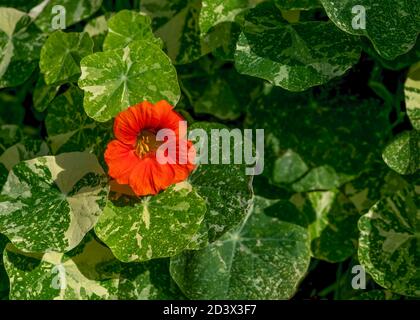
[103,10,162,51]
[382,131,419,175]
[170,196,311,299]
[319,0,420,60]
[3,233,120,300]
[358,185,420,297]
[95,182,206,263]
[189,122,254,243]
[200,0,263,35]
[405,62,420,130]
[34,0,103,33]
[0,8,46,88]
[234,2,361,92]
[40,31,93,85]
[78,40,180,122]
[0,152,109,253]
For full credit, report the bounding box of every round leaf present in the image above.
[404,62,420,130]
[189,122,254,242]
[95,182,207,262]
[40,31,93,85]
[382,131,419,175]
[234,3,361,92]
[358,185,420,297]
[319,0,420,60]
[3,233,120,300]
[0,8,45,88]
[78,40,180,122]
[103,10,162,51]
[170,196,311,299]
[34,0,103,33]
[0,152,109,253]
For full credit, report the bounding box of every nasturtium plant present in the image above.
[40,31,93,85]
[0,8,45,88]
[95,182,206,262]
[0,0,419,301]
[103,10,162,51]
[358,185,420,297]
[235,2,361,91]
[319,0,420,60]
[170,196,311,299]
[78,40,181,122]
[0,152,109,253]
[33,0,103,33]
[405,62,420,130]
[45,86,112,157]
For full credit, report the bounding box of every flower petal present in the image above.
[104,140,139,184]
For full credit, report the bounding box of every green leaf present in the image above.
[0,8,45,88]
[0,152,109,253]
[141,0,203,64]
[0,136,49,171]
[343,164,411,215]
[405,62,420,130]
[170,196,311,299]
[382,131,419,175]
[358,185,420,297]
[319,0,420,60]
[3,233,120,300]
[141,0,234,64]
[199,0,263,35]
[289,190,360,262]
[362,38,420,71]
[117,259,185,299]
[103,10,162,51]
[45,87,112,158]
[34,0,103,33]
[0,125,23,153]
[78,40,180,122]
[95,182,207,263]
[188,122,254,242]
[40,31,93,85]
[234,2,361,91]
[33,76,60,112]
[272,149,308,184]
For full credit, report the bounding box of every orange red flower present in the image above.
[104,101,195,196]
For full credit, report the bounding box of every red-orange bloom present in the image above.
[105,100,195,196]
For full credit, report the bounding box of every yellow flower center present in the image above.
[135,130,161,158]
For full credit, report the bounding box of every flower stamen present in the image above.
[135,130,161,158]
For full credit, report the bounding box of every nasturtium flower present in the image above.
[105,100,195,196]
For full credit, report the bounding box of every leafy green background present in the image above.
[0,0,418,300]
